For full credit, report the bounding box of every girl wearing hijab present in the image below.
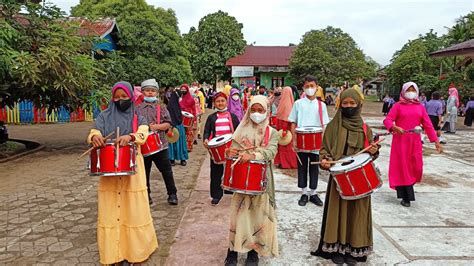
[179,84,196,153]
[228,88,244,121]
[311,88,379,264]
[88,81,158,265]
[383,82,442,207]
[224,95,279,265]
[445,84,459,134]
[274,86,298,169]
[167,88,189,166]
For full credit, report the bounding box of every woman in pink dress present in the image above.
[274,87,298,169]
[383,82,443,207]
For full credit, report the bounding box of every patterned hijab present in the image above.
[232,95,270,148]
[95,81,146,136]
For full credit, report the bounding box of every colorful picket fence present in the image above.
[0,101,98,124]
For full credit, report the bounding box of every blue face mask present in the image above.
[144,96,157,103]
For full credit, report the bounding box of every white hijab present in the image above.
[232,95,270,148]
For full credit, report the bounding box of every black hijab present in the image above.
[167,91,183,126]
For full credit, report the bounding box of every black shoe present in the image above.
[309,194,323,206]
[119,260,131,266]
[331,254,344,264]
[148,196,153,206]
[170,160,176,166]
[344,254,358,265]
[400,199,411,207]
[245,250,259,266]
[167,194,178,205]
[198,134,201,139]
[298,194,309,206]
[224,249,238,266]
[193,140,198,145]
[181,160,187,166]
[211,198,220,205]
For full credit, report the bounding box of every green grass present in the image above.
[364,95,379,102]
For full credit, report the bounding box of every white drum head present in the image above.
[208,134,233,147]
[296,126,323,133]
[330,153,371,172]
[181,111,194,118]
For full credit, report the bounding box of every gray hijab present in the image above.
[95,81,147,137]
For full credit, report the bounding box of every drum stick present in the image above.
[295,153,303,165]
[77,132,115,159]
[115,127,120,167]
[231,155,242,168]
[354,137,385,156]
[237,146,256,152]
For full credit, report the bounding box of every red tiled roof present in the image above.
[70,17,117,38]
[430,39,474,57]
[226,46,296,67]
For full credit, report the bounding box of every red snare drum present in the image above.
[270,116,277,127]
[296,127,323,152]
[222,157,270,195]
[89,143,136,176]
[329,153,382,200]
[141,132,163,157]
[207,134,233,164]
[181,111,194,127]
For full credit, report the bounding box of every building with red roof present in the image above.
[226,45,296,89]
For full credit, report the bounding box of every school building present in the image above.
[226,46,296,89]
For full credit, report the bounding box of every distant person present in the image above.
[445,84,459,134]
[425,91,446,144]
[464,96,474,127]
[382,94,390,115]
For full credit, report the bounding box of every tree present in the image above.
[289,26,377,87]
[446,12,474,45]
[0,1,103,110]
[183,10,246,84]
[71,0,192,86]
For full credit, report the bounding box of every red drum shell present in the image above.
[141,132,163,157]
[208,134,233,164]
[329,153,382,200]
[295,127,323,152]
[182,111,194,127]
[222,157,269,195]
[89,143,136,176]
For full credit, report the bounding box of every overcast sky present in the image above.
[51,0,473,66]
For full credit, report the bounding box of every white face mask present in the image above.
[216,107,228,112]
[232,95,240,101]
[304,87,316,96]
[250,112,266,124]
[405,91,418,100]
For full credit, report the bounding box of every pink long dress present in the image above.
[383,102,438,188]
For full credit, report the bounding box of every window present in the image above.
[271,77,284,88]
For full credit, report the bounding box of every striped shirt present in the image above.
[215,112,233,136]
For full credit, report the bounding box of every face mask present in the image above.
[304,87,316,96]
[114,99,132,112]
[144,96,157,103]
[405,91,418,100]
[232,95,240,101]
[341,106,358,118]
[274,92,281,96]
[216,107,228,112]
[180,90,187,95]
[250,112,266,124]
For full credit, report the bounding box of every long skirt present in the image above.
[97,153,158,264]
[228,193,279,257]
[382,102,389,114]
[464,108,473,126]
[168,124,189,161]
[185,126,194,152]
[312,176,372,262]
[274,119,297,169]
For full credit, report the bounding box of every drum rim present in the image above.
[90,171,136,176]
[335,181,383,200]
[208,134,233,147]
[295,126,323,133]
[221,185,266,195]
[103,142,136,147]
[142,148,166,157]
[225,157,270,165]
[295,148,320,153]
[181,111,194,118]
[330,153,372,173]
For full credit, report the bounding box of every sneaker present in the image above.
[198,134,201,139]
[344,254,358,265]
[298,194,309,206]
[400,199,410,207]
[245,250,259,266]
[193,140,198,145]
[224,249,238,266]
[180,160,187,166]
[170,160,176,166]
[211,198,220,205]
[439,136,447,144]
[167,194,178,205]
[331,254,344,264]
[309,194,323,206]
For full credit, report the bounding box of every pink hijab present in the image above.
[448,83,460,107]
[276,86,295,121]
[399,81,420,105]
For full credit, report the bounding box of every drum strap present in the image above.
[155,105,161,124]
[132,114,138,133]
[262,126,270,147]
[318,100,324,129]
[362,123,370,147]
